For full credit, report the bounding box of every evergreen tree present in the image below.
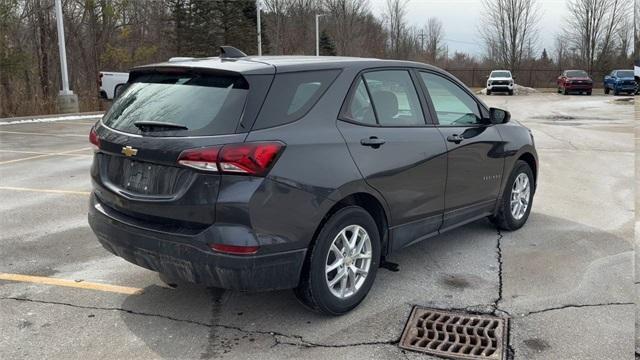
[319,30,337,56]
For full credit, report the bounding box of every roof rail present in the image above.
[220,46,247,59]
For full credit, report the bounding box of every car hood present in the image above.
[567,77,592,81]
[489,77,512,81]
[615,76,635,81]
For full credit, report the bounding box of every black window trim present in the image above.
[416,69,491,128]
[338,66,436,128]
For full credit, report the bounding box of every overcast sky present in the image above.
[369,0,568,57]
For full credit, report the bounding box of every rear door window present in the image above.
[102,72,249,136]
[342,77,377,125]
[252,70,340,130]
[362,70,425,126]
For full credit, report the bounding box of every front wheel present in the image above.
[604,87,610,95]
[295,206,381,315]
[490,160,534,231]
[486,89,492,95]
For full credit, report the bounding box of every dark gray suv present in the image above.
[88,50,537,315]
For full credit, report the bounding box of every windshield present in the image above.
[566,70,588,78]
[102,72,249,136]
[490,71,511,78]
[617,70,634,77]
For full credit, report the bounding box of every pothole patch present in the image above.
[399,306,509,360]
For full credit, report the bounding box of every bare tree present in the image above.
[322,0,369,56]
[479,0,540,70]
[384,0,407,57]
[565,0,631,72]
[421,17,445,62]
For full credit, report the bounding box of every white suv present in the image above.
[486,70,514,95]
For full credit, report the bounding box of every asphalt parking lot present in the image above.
[0,93,635,359]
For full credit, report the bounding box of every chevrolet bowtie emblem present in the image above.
[121,146,138,157]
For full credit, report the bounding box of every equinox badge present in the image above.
[121,146,138,157]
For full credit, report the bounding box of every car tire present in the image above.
[294,206,381,315]
[486,89,492,95]
[490,160,534,231]
[508,89,514,96]
[563,88,569,95]
[604,87,609,94]
[586,91,592,96]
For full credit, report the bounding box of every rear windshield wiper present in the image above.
[134,121,188,131]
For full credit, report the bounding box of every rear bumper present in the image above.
[88,194,306,291]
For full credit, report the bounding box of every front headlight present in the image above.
[487,80,492,86]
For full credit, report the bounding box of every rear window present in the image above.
[252,70,340,130]
[566,70,588,77]
[102,72,249,136]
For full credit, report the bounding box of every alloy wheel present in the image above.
[510,173,530,220]
[325,225,372,299]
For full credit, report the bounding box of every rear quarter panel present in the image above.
[243,67,383,251]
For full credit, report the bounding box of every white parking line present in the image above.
[0,147,92,165]
[0,130,86,137]
[0,114,102,126]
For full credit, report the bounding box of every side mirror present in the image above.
[512,76,517,80]
[489,107,510,124]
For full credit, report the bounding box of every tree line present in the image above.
[0,0,635,117]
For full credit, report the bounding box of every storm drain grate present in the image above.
[399,306,508,360]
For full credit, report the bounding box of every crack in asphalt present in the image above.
[492,227,505,314]
[0,296,399,349]
[521,302,633,317]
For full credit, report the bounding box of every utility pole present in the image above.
[315,14,325,56]
[54,0,78,113]
[256,0,262,56]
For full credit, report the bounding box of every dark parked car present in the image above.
[604,69,637,95]
[88,48,538,315]
[557,70,593,95]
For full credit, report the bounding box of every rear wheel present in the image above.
[295,206,380,315]
[490,160,534,231]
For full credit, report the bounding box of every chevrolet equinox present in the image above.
[88,47,538,315]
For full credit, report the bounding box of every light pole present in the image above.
[54,0,78,113]
[256,0,262,56]
[315,14,325,56]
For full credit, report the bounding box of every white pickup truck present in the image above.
[98,71,129,100]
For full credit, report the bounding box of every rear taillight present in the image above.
[178,146,220,171]
[209,243,259,255]
[177,142,284,176]
[89,127,100,148]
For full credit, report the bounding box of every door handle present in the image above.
[447,134,464,144]
[360,136,386,148]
